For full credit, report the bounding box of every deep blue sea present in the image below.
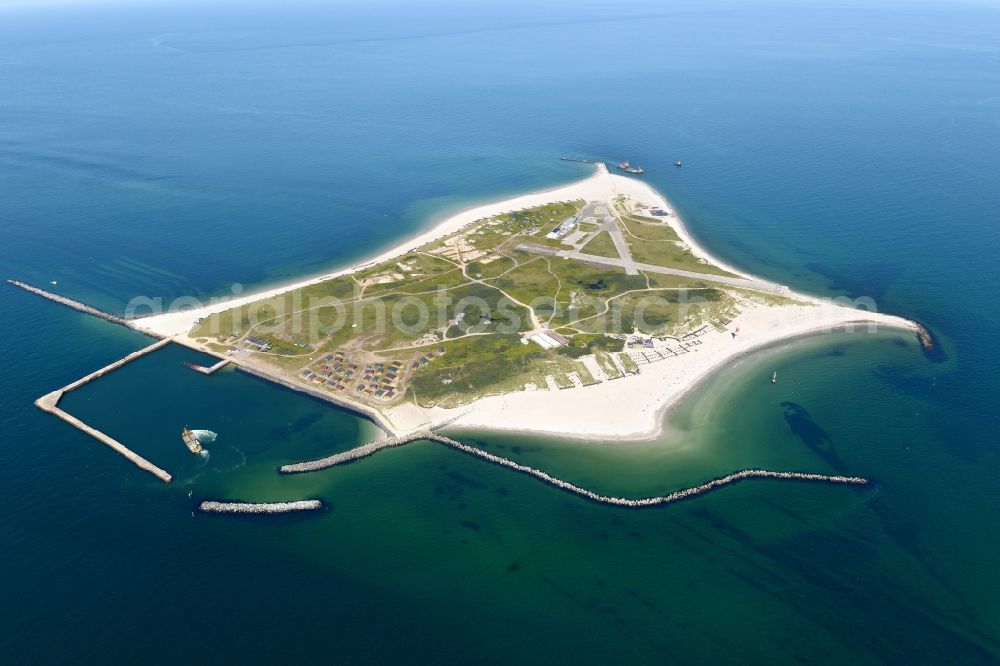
[2,1,999,663]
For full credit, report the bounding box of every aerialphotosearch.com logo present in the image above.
[125,281,887,344]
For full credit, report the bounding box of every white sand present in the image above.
[138,163,919,439]
[402,300,914,439]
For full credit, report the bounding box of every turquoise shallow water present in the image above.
[2,1,999,663]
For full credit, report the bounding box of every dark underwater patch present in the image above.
[445,470,488,490]
[781,402,846,472]
[870,364,938,401]
[267,412,322,439]
[804,261,904,301]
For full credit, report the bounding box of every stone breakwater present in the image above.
[280,431,433,473]
[913,322,945,362]
[281,432,869,507]
[430,434,868,506]
[7,279,155,334]
[198,500,323,514]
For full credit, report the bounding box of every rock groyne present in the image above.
[7,279,152,334]
[198,500,324,514]
[430,434,868,507]
[914,322,945,362]
[280,431,433,473]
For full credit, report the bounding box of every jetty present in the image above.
[34,338,174,483]
[7,280,149,334]
[560,157,602,164]
[913,321,944,362]
[185,359,231,375]
[280,432,869,507]
[198,500,323,514]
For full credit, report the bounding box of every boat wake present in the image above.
[190,429,217,444]
[224,445,248,471]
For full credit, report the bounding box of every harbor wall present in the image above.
[234,362,394,435]
[35,394,173,483]
[34,338,175,483]
[61,338,172,393]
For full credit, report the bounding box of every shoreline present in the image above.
[136,162,921,441]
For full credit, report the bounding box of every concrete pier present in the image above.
[186,358,231,375]
[7,279,151,334]
[61,338,172,392]
[34,338,175,483]
[279,432,869,507]
[199,500,323,514]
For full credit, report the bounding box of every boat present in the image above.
[771,371,777,384]
[181,426,205,454]
[674,160,683,167]
[617,160,644,174]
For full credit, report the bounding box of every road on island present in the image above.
[515,242,786,294]
[601,208,640,275]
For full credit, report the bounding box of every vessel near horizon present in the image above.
[617,160,644,174]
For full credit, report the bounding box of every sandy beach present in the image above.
[402,300,915,440]
[138,163,919,440]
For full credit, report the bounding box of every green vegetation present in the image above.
[618,353,639,374]
[580,231,620,259]
[409,334,546,408]
[619,217,736,276]
[459,200,584,253]
[189,194,767,410]
[555,333,623,358]
[466,255,515,280]
[620,216,681,243]
[570,287,728,336]
[594,351,623,379]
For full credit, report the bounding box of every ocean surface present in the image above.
[2,1,999,662]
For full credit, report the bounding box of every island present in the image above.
[134,163,919,440]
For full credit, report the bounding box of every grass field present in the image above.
[580,231,620,259]
[187,195,768,410]
[619,217,737,276]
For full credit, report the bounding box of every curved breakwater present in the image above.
[431,434,868,506]
[199,500,323,514]
[281,432,869,507]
